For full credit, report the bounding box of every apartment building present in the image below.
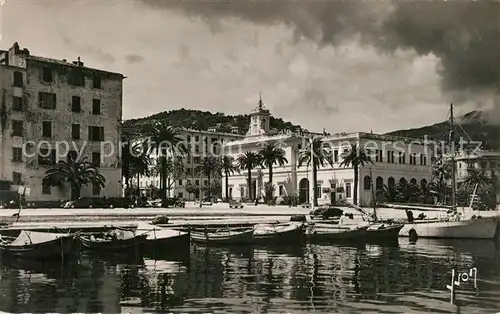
[0,42,124,201]
[138,128,244,199]
[223,99,432,206]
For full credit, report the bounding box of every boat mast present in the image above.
[449,103,457,212]
[309,135,315,211]
[369,168,377,221]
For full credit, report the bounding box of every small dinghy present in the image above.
[253,222,305,244]
[79,229,147,251]
[306,223,368,242]
[0,230,75,260]
[136,223,190,248]
[367,223,404,241]
[190,227,254,245]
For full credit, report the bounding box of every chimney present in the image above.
[77,56,83,66]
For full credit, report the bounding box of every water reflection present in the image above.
[0,239,499,313]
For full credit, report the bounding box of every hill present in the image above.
[386,110,500,150]
[122,108,304,136]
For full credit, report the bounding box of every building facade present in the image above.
[222,100,433,207]
[138,128,244,199]
[0,42,124,201]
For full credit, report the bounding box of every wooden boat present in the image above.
[253,222,305,244]
[136,223,190,248]
[190,228,254,245]
[306,223,368,242]
[0,230,75,260]
[398,216,498,239]
[79,229,147,251]
[367,223,404,240]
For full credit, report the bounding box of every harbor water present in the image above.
[0,239,499,313]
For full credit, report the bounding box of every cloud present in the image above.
[125,54,144,63]
[61,34,115,64]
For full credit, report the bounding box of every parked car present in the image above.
[106,197,135,209]
[147,199,162,208]
[64,197,107,209]
[310,206,344,220]
[161,197,185,208]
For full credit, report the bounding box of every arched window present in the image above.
[410,178,417,186]
[363,175,371,190]
[399,178,407,186]
[388,177,395,188]
[420,179,428,190]
[376,177,383,191]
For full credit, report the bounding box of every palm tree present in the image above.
[297,137,333,206]
[219,155,239,201]
[461,167,494,194]
[237,151,261,201]
[128,141,152,196]
[121,126,141,193]
[259,143,287,199]
[339,144,373,205]
[145,121,186,199]
[377,184,397,202]
[201,157,219,192]
[43,157,106,200]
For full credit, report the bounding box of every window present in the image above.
[72,96,81,112]
[92,183,101,196]
[12,147,22,162]
[67,151,77,163]
[399,152,405,164]
[12,172,22,185]
[13,71,23,87]
[334,150,339,162]
[375,150,380,162]
[178,179,183,186]
[42,181,51,195]
[195,179,199,185]
[345,182,352,198]
[204,180,208,186]
[92,152,101,167]
[420,154,427,165]
[12,96,23,112]
[178,192,183,198]
[88,126,104,142]
[72,124,80,140]
[42,67,53,82]
[186,168,192,175]
[38,149,56,166]
[195,145,200,153]
[39,92,56,109]
[363,176,371,190]
[12,120,23,137]
[195,135,199,142]
[186,135,191,142]
[92,75,101,89]
[279,185,284,196]
[92,99,101,115]
[69,68,85,86]
[42,121,52,138]
[387,150,394,163]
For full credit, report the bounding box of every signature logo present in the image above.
[446,267,478,305]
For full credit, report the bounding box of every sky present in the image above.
[2,0,500,134]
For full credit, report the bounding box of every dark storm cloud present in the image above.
[138,0,500,94]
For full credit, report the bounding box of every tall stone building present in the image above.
[0,42,124,201]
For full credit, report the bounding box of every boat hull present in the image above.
[307,225,368,242]
[0,236,75,260]
[253,223,305,245]
[79,234,147,250]
[190,229,254,245]
[399,217,498,239]
[367,224,404,241]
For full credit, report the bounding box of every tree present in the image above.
[150,157,186,195]
[219,155,239,201]
[339,144,373,205]
[200,157,219,197]
[237,151,261,201]
[259,142,287,199]
[185,181,197,200]
[298,137,333,206]
[377,184,397,203]
[128,141,152,196]
[145,122,186,199]
[43,157,106,200]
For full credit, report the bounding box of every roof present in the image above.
[25,55,124,78]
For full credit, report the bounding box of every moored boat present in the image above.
[399,215,498,239]
[306,223,368,242]
[367,223,404,241]
[0,230,75,260]
[136,223,190,248]
[190,228,254,245]
[253,222,305,244]
[79,229,147,251]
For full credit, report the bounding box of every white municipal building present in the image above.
[222,99,432,207]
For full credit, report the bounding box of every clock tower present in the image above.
[246,94,271,136]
